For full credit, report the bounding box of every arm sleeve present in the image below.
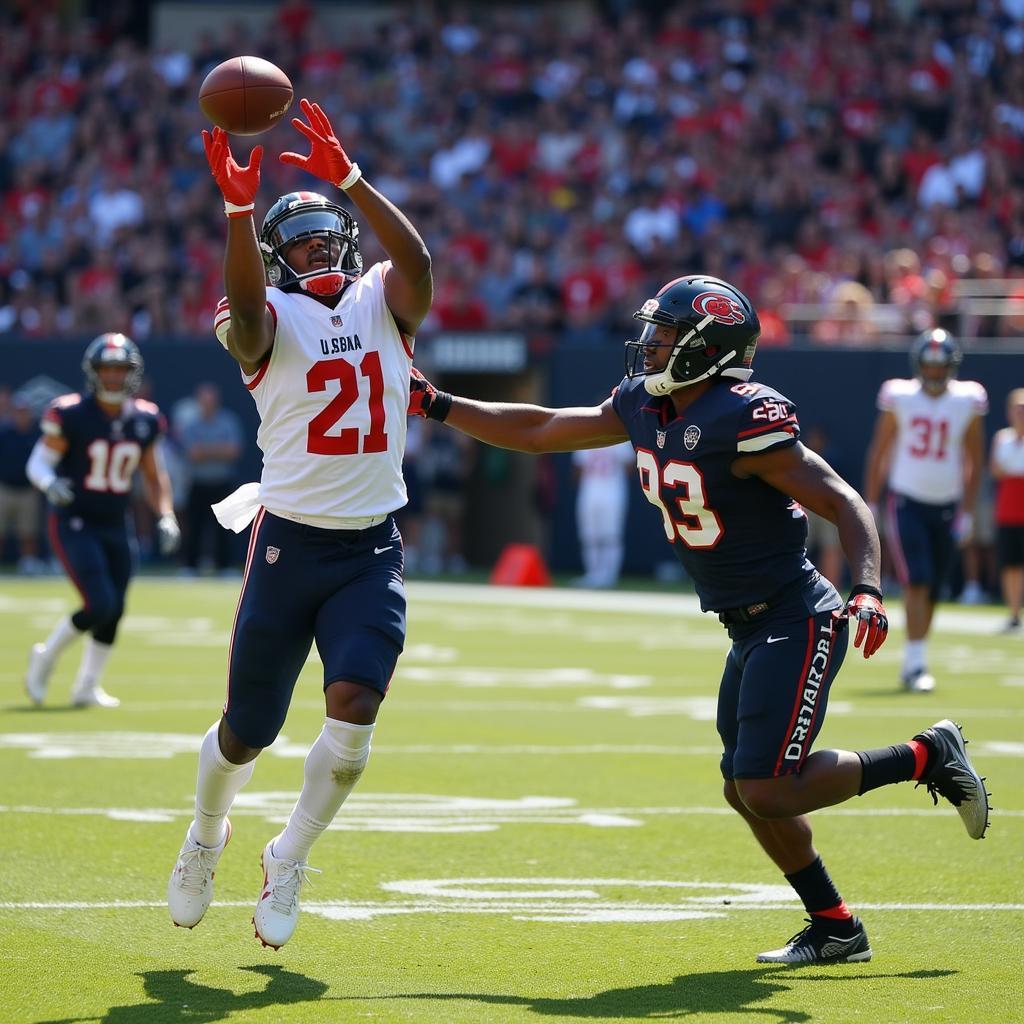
[25,438,61,492]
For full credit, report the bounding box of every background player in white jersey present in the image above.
[167,98,432,949]
[864,329,987,692]
[571,440,633,587]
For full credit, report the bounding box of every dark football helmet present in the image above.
[260,191,362,297]
[910,327,962,395]
[625,275,760,395]
[82,333,143,404]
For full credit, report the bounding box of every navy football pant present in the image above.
[885,492,957,601]
[717,610,849,780]
[48,512,134,645]
[224,510,407,749]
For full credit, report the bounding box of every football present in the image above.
[198,56,293,136]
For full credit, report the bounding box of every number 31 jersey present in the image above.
[878,378,988,504]
[216,262,414,518]
[612,375,813,612]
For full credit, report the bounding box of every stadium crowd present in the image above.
[2,0,1024,346]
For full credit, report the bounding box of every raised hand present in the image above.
[846,585,889,658]
[279,98,361,189]
[202,125,263,216]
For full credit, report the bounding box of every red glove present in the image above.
[846,585,889,658]
[202,126,263,217]
[279,98,361,190]
[409,367,452,421]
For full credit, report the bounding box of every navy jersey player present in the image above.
[24,333,180,707]
[166,100,431,950]
[410,274,991,965]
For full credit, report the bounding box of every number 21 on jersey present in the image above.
[636,449,723,548]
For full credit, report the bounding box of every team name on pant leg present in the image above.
[783,618,836,763]
[320,334,363,355]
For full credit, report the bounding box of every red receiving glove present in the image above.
[409,367,452,422]
[202,126,263,218]
[279,97,362,190]
[846,585,889,658]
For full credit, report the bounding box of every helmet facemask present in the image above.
[261,201,363,297]
[82,334,144,405]
[912,329,962,396]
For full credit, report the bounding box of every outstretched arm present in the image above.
[409,369,628,453]
[280,98,432,334]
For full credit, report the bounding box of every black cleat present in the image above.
[913,719,991,839]
[756,917,872,964]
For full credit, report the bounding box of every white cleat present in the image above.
[167,820,232,928]
[25,643,54,706]
[252,838,320,950]
[71,682,121,708]
[901,668,936,693]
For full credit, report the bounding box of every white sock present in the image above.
[273,719,375,863]
[903,639,927,674]
[72,638,113,692]
[42,615,82,659]
[190,720,255,847]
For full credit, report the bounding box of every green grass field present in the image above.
[1,576,1021,1024]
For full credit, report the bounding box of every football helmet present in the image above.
[911,328,961,395]
[625,275,760,395]
[82,333,143,404]
[260,191,362,297]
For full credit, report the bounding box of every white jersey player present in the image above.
[168,99,433,950]
[572,441,634,587]
[865,329,987,692]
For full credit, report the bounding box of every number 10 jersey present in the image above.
[218,262,414,519]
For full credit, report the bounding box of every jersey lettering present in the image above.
[636,449,724,548]
[305,353,389,456]
[83,439,141,494]
[907,416,949,459]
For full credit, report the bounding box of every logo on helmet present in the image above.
[692,292,746,325]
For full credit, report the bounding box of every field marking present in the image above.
[3,871,1022,926]
[2,795,1021,834]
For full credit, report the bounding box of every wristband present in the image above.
[426,390,453,422]
[224,200,255,218]
[337,163,362,190]
[848,583,883,601]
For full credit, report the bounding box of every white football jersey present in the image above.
[878,377,988,504]
[216,262,414,518]
[572,442,634,483]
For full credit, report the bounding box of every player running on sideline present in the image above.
[25,333,180,708]
[167,98,431,950]
[410,274,991,964]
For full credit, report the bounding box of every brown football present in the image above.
[198,56,293,136]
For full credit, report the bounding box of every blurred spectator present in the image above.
[0,395,43,573]
[177,382,244,575]
[571,440,633,588]
[419,421,475,575]
[991,387,1024,632]
[0,3,1023,344]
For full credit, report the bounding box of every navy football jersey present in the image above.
[612,375,814,612]
[40,393,165,525]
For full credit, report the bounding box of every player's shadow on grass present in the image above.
[369,967,956,1020]
[34,965,329,1024]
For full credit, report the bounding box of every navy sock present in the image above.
[785,855,852,927]
[856,744,918,795]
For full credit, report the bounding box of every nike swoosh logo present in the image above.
[374,546,394,555]
[766,635,788,644]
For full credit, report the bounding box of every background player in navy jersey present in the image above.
[24,333,180,708]
[410,274,991,965]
